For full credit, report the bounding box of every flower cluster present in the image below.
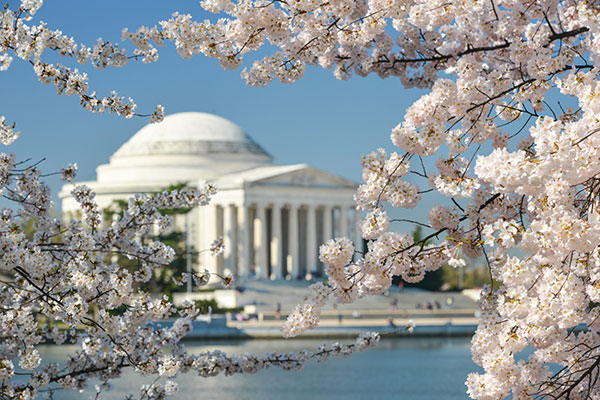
[210,237,225,256]
[282,282,329,338]
[60,162,78,182]
[0,116,19,145]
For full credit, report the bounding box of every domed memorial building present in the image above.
[60,112,360,280]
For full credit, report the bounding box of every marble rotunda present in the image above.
[60,112,360,280]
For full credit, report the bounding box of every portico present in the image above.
[198,163,360,279]
[203,203,359,280]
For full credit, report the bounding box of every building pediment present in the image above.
[254,167,356,189]
[214,164,357,190]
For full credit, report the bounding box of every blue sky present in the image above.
[2,1,427,221]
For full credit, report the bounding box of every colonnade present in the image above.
[200,202,362,280]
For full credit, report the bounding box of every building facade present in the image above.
[60,112,360,280]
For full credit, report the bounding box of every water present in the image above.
[37,337,480,399]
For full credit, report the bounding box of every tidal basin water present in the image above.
[39,337,480,399]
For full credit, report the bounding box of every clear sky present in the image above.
[2,1,428,222]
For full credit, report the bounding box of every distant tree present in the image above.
[103,183,195,297]
[439,265,495,291]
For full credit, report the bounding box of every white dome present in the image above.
[113,112,270,158]
[95,112,272,185]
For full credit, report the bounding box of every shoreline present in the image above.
[156,310,480,340]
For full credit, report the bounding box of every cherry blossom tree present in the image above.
[3,0,600,398]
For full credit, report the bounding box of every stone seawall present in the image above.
[154,311,480,340]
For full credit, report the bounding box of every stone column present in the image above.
[270,203,283,279]
[288,204,299,279]
[306,205,318,277]
[223,204,236,275]
[323,204,333,242]
[339,205,349,238]
[237,205,251,279]
[204,204,220,276]
[256,204,269,279]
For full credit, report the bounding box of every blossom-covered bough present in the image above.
[5,0,600,398]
